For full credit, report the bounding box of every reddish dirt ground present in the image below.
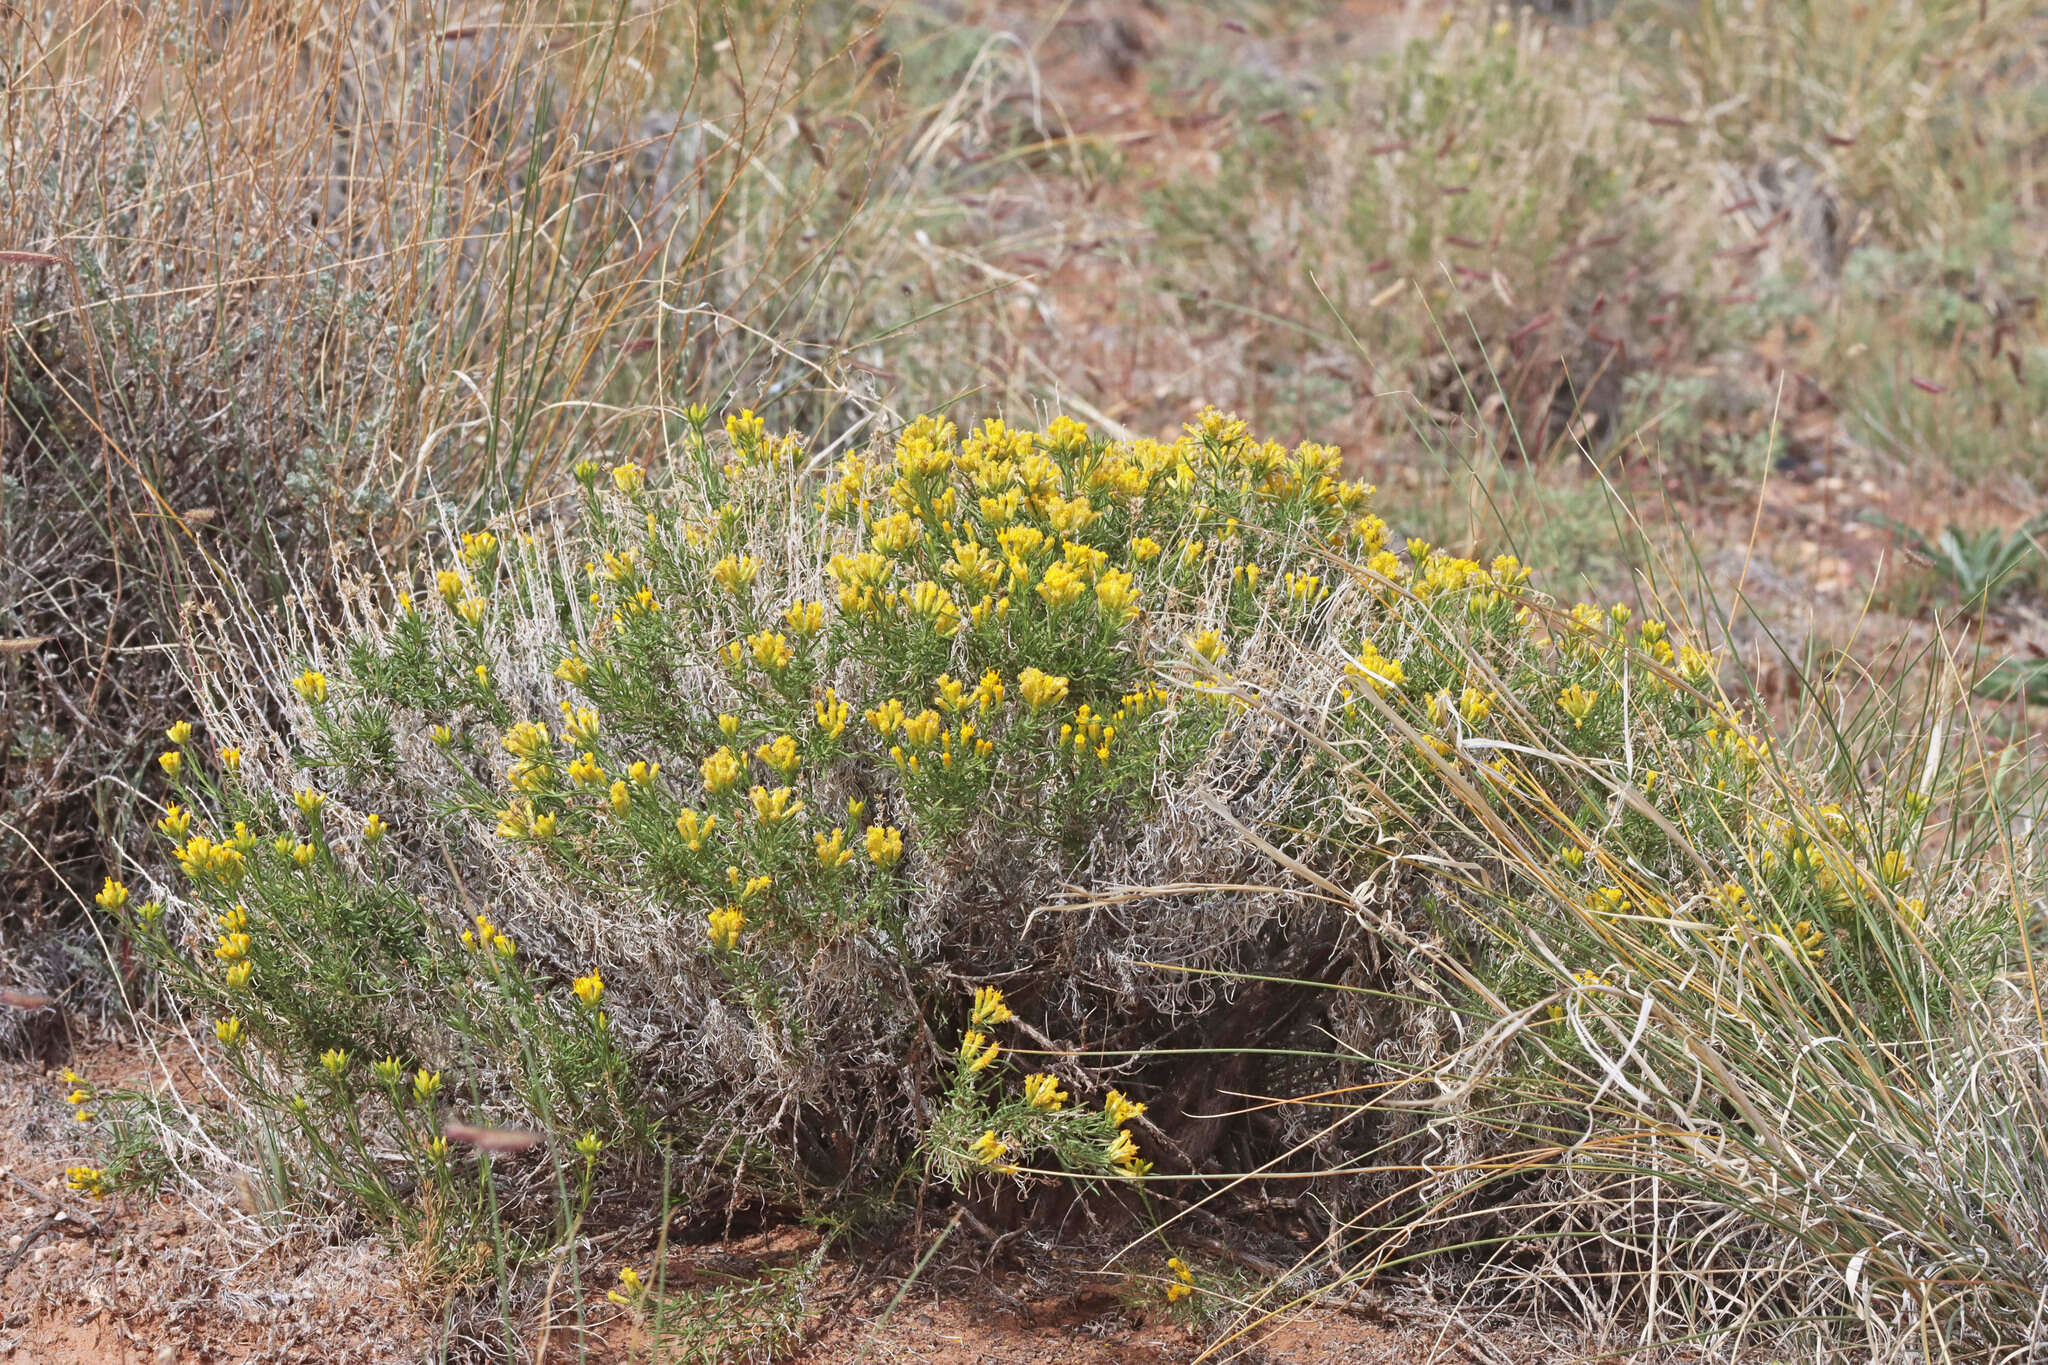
[4,1033,1634,1365]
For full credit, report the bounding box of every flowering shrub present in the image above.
[89,408,1395,1239]
[77,407,2042,1354]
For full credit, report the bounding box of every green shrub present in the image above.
[71,408,2045,1359]
[87,409,1382,1242]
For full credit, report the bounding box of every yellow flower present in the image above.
[1034,562,1086,610]
[814,828,854,870]
[629,760,660,789]
[904,580,962,636]
[970,985,1013,1026]
[1878,850,1912,886]
[1094,568,1140,622]
[455,596,487,626]
[529,811,558,840]
[1775,918,1828,961]
[973,670,1006,711]
[412,1069,442,1103]
[1678,646,1717,686]
[575,1131,604,1160]
[166,720,193,745]
[214,932,251,962]
[362,813,388,844]
[173,837,246,888]
[291,841,317,868]
[223,960,253,991]
[372,1056,404,1086]
[969,1129,1009,1168]
[219,746,242,773]
[814,690,849,740]
[959,1030,1000,1071]
[607,781,632,816]
[747,630,794,673]
[1166,1256,1194,1302]
[1018,667,1069,711]
[1104,1089,1146,1125]
[150,802,192,843]
[295,789,326,821]
[95,877,129,913]
[707,905,746,951]
[711,554,760,594]
[559,705,601,748]
[783,599,827,636]
[1556,683,1600,728]
[865,825,904,868]
[555,652,593,687]
[944,540,1003,595]
[291,670,329,704]
[320,1048,349,1078]
[424,1135,450,1163]
[901,709,943,748]
[725,407,766,446]
[748,785,803,826]
[607,1266,646,1306]
[1022,1073,1067,1111]
[727,866,773,901]
[1346,643,1405,695]
[496,800,534,839]
[1458,687,1495,725]
[65,1166,108,1197]
[215,1017,244,1046]
[870,510,923,555]
[1188,629,1226,665]
[611,462,645,494]
[567,753,606,787]
[674,808,715,851]
[1283,571,1327,605]
[755,734,801,779]
[568,968,604,1009]
[1044,492,1096,536]
[865,698,906,738]
[701,747,741,795]
[460,529,499,566]
[159,750,183,779]
[1106,1130,1143,1171]
[1131,535,1162,562]
[436,569,467,605]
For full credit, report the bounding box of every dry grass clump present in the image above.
[1211,593,2048,1359]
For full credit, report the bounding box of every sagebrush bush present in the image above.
[73,407,2048,1358]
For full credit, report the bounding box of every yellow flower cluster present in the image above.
[62,1069,95,1124]
[462,913,518,960]
[65,1165,109,1198]
[706,905,746,951]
